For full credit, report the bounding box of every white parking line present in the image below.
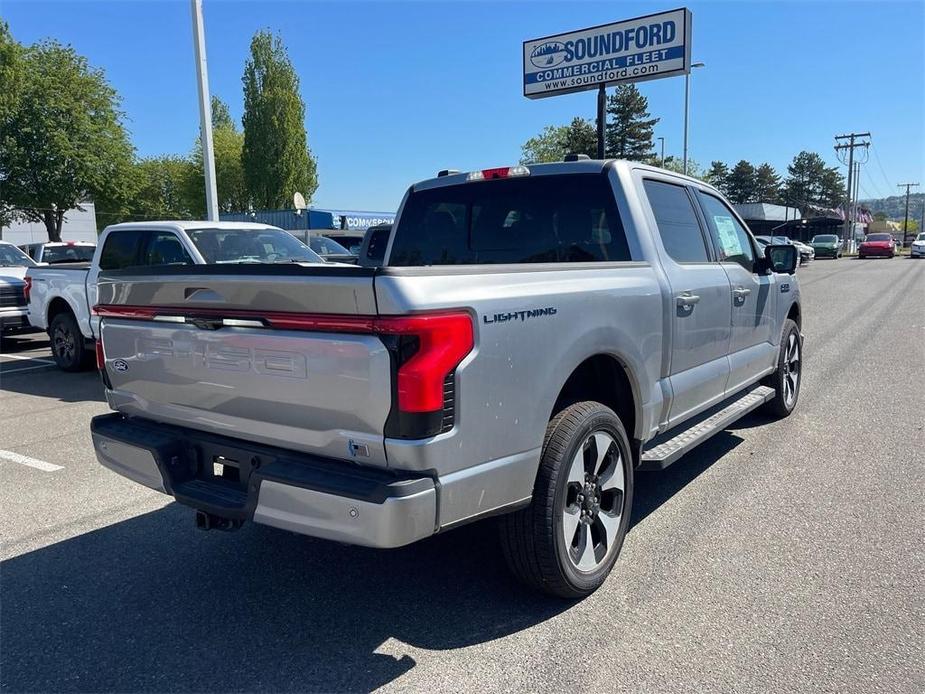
[1,363,57,374]
[0,353,55,364]
[0,449,63,472]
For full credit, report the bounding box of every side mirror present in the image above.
[765,244,798,274]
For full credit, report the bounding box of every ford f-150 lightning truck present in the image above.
[90,159,802,597]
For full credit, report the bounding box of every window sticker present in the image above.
[713,215,742,257]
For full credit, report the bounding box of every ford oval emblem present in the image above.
[113,359,129,372]
[530,41,567,69]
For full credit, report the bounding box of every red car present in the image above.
[858,233,895,258]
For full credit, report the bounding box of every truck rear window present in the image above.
[389,174,630,265]
[43,245,95,264]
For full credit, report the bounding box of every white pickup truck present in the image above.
[26,221,324,370]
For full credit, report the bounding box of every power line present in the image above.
[869,142,893,194]
[862,166,887,200]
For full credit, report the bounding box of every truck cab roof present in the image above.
[101,221,282,234]
[415,159,715,192]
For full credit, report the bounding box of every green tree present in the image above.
[191,116,249,214]
[817,165,846,208]
[520,117,597,163]
[725,160,758,204]
[0,22,24,227]
[754,163,781,203]
[242,30,318,209]
[783,151,821,206]
[661,156,703,180]
[604,84,658,160]
[211,95,234,130]
[562,117,597,158]
[704,161,730,194]
[131,156,200,221]
[0,34,134,240]
[521,124,568,164]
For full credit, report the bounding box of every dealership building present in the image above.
[219,208,395,233]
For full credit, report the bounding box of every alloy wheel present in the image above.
[53,325,75,364]
[782,332,801,407]
[562,431,626,573]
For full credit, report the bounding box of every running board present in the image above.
[640,386,774,470]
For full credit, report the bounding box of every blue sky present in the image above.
[3,0,923,212]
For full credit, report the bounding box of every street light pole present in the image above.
[658,137,665,168]
[682,62,704,176]
[596,84,606,159]
[191,0,218,222]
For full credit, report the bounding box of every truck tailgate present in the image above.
[95,266,392,466]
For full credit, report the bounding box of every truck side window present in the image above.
[643,180,710,263]
[389,174,630,265]
[697,192,756,271]
[141,232,193,266]
[99,231,145,270]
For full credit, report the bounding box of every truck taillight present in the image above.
[377,313,473,413]
[95,338,113,389]
[22,276,32,303]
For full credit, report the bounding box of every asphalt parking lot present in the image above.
[1,258,923,693]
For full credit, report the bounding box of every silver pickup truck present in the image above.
[90,159,802,597]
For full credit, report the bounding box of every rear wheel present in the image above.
[500,401,633,599]
[762,319,802,418]
[49,312,89,372]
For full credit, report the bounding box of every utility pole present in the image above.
[834,132,870,248]
[657,137,665,168]
[853,162,861,230]
[191,0,219,221]
[898,182,920,246]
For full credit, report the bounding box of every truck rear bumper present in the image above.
[90,413,436,548]
[0,307,30,332]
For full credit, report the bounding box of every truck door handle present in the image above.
[676,293,701,308]
[732,287,752,304]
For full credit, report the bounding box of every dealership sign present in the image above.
[523,8,692,99]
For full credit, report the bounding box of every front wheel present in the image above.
[762,319,802,418]
[500,401,633,599]
[49,312,90,372]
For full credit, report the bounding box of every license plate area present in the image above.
[188,439,279,494]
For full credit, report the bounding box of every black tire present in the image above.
[499,401,634,599]
[762,318,802,418]
[49,311,90,372]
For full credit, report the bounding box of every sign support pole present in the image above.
[191,0,219,222]
[596,84,606,159]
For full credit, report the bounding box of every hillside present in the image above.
[859,193,925,220]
